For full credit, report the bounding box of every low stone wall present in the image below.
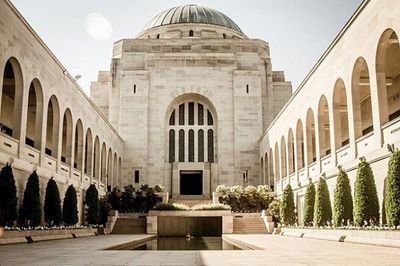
[0,228,98,245]
[281,228,400,248]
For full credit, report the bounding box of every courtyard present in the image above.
[0,234,399,265]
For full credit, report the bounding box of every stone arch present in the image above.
[375,28,400,125]
[45,95,60,158]
[274,142,280,182]
[84,128,93,176]
[113,152,118,187]
[306,108,316,164]
[107,147,113,190]
[0,57,24,139]
[268,148,274,188]
[318,95,331,156]
[61,108,73,165]
[332,79,350,149]
[352,57,374,138]
[101,142,106,183]
[73,119,83,170]
[296,119,305,169]
[264,152,268,186]
[280,136,287,178]
[260,156,264,184]
[25,79,44,150]
[93,136,100,180]
[288,129,295,174]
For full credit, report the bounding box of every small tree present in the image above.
[0,164,18,226]
[385,147,400,226]
[19,171,41,227]
[280,184,296,226]
[333,166,353,226]
[99,198,111,226]
[85,184,99,225]
[314,176,332,227]
[354,157,380,226]
[62,185,78,225]
[268,199,281,226]
[44,178,62,226]
[303,179,315,226]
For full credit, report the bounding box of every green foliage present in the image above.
[280,184,296,226]
[191,203,231,210]
[152,202,190,211]
[85,184,99,225]
[303,180,315,226]
[62,185,78,225]
[118,185,161,213]
[216,185,272,212]
[385,149,400,226]
[108,187,121,211]
[268,199,281,225]
[0,164,18,226]
[99,198,111,226]
[44,178,62,226]
[19,171,41,226]
[333,166,353,226]
[354,157,380,226]
[314,176,332,227]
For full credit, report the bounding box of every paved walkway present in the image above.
[0,234,398,265]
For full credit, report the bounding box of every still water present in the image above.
[115,237,242,250]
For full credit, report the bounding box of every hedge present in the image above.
[314,176,332,227]
[303,180,315,226]
[333,166,353,226]
[385,148,400,226]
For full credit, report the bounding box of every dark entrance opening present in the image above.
[180,170,202,195]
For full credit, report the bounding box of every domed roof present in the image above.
[143,4,243,34]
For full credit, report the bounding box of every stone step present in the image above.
[232,217,267,234]
[111,217,147,234]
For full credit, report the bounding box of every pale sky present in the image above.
[10,0,362,95]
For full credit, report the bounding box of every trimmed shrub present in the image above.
[19,171,41,226]
[152,202,190,211]
[303,180,315,226]
[354,157,380,226]
[108,187,121,211]
[99,198,111,226]
[333,166,353,226]
[62,185,78,225]
[191,203,231,210]
[280,184,296,226]
[385,149,400,226]
[268,199,281,226]
[314,176,332,227]
[44,177,62,226]
[0,164,18,226]
[85,184,99,225]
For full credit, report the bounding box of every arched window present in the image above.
[156,34,160,39]
[208,129,214,162]
[113,153,118,186]
[189,30,194,37]
[1,58,23,139]
[288,129,295,174]
[376,29,400,125]
[268,149,274,188]
[198,129,204,162]
[223,33,226,39]
[93,136,100,180]
[25,79,43,149]
[189,129,194,162]
[280,136,287,178]
[296,120,305,169]
[318,96,331,156]
[179,129,184,162]
[168,100,216,163]
[274,143,280,182]
[169,110,175,125]
[101,142,106,183]
[352,58,373,138]
[333,79,350,148]
[107,148,113,189]
[169,129,175,163]
[46,96,60,157]
[61,109,73,164]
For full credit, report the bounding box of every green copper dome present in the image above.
[143,4,243,34]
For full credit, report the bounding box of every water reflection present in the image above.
[121,237,241,250]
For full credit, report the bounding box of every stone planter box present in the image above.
[281,227,400,248]
[0,228,98,245]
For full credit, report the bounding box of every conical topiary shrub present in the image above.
[280,184,296,226]
[62,185,78,225]
[333,166,353,226]
[85,184,99,225]
[385,147,400,226]
[44,177,62,226]
[354,157,380,226]
[314,176,332,227]
[0,163,18,226]
[303,179,315,226]
[19,171,42,226]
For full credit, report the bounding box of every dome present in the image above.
[142,4,243,34]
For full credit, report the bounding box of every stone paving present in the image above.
[0,234,399,265]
